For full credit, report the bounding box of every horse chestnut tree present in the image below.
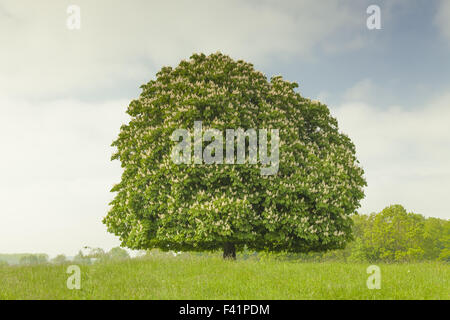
[104,52,366,258]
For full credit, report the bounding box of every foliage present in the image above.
[72,247,130,264]
[73,250,92,265]
[104,52,366,254]
[264,205,449,263]
[87,248,107,259]
[108,247,130,260]
[18,254,48,266]
[0,253,48,265]
[362,205,425,262]
[423,217,449,260]
[437,223,450,262]
[51,254,68,265]
[439,249,450,262]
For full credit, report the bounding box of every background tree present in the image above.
[73,250,92,265]
[357,205,425,262]
[108,247,130,260]
[422,217,448,260]
[104,52,366,258]
[51,254,68,265]
[438,222,450,262]
[84,247,110,263]
[19,254,48,265]
[19,255,37,265]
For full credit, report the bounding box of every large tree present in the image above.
[104,52,366,258]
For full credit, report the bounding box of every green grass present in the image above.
[0,256,448,299]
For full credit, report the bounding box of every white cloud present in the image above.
[0,0,366,99]
[343,78,377,102]
[0,95,130,255]
[332,92,450,219]
[435,0,450,42]
[1,0,371,255]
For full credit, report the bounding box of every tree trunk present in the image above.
[223,242,236,260]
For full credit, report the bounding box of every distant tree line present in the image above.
[0,247,130,266]
[0,253,49,266]
[72,246,130,265]
[19,254,49,265]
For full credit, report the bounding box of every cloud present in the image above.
[0,0,367,99]
[0,0,372,255]
[343,78,377,103]
[0,95,130,255]
[332,91,450,219]
[435,0,450,42]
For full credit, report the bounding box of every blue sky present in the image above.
[0,0,449,255]
[260,0,450,109]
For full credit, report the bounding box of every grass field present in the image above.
[0,255,448,300]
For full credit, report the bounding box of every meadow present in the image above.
[0,255,448,300]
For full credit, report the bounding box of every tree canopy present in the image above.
[104,52,366,256]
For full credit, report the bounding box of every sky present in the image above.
[0,0,449,256]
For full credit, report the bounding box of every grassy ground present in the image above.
[0,255,448,299]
